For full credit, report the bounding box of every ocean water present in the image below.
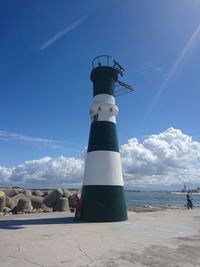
[125,191,200,208]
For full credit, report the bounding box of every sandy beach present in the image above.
[0,208,200,267]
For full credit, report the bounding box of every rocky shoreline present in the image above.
[0,188,79,216]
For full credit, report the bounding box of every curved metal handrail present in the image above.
[92,55,115,69]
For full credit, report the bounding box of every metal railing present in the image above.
[92,55,115,69]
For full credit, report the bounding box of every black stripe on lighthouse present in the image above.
[80,185,127,222]
[87,121,119,152]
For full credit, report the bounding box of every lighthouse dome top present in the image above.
[92,55,125,77]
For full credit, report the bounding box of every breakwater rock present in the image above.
[0,188,77,215]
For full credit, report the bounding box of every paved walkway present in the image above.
[0,209,200,266]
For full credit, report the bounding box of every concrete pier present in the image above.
[0,208,200,266]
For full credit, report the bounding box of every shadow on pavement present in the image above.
[0,216,84,230]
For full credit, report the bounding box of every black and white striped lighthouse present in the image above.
[80,55,133,222]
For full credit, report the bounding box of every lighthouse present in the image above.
[80,55,133,222]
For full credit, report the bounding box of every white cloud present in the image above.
[121,127,200,189]
[39,16,86,50]
[0,130,60,148]
[0,156,84,188]
[0,166,13,184]
[0,128,200,190]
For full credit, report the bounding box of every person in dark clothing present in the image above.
[186,190,193,209]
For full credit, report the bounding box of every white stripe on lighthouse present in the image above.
[90,94,118,123]
[83,150,124,186]
[93,94,115,104]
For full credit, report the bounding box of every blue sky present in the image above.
[0,0,200,189]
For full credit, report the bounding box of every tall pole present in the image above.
[80,56,128,222]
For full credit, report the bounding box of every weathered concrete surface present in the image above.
[0,209,200,267]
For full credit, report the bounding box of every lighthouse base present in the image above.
[80,185,128,222]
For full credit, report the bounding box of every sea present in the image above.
[125,191,200,208]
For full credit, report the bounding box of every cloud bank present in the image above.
[0,128,200,189]
[0,156,84,189]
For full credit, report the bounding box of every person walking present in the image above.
[186,190,193,209]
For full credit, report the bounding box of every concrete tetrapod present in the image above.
[10,195,20,208]
[32,189,44,197]
[31,196,44,209]
[43,189,63,208]
[0,191,5,212]
[16,198,32,212]
[5,196,16,210]
[24,190,32,198]
[54,197,69,212]
[5,188,18,197]
[62,189,72,198]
